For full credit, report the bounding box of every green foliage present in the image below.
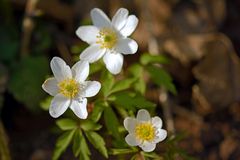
[56,118,77,131]
[104,106,121,139]
[109,92,156,111]
[81,120,102,131]
[8,56,50,111]
[128,64,146,94]
[101,70,114,97]
[109,148,138,155]
[40,96,52,111]
[147,65,177,95]
[53,129,75,160]
[140,53,170,65]
[85,131,108,158]
[109,78,135,95]
[89,100,106,122]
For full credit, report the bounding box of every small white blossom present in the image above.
[124,109,167,152]
[76,8,138,74]
[42,57,101,119]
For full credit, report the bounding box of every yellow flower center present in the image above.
[135,122,155,141]
[96,28,118,49]
[58,79,79,98]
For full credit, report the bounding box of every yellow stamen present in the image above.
[135,122,155,141]
[96,28,118,49]
[58,79,79,98]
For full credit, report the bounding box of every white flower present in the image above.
[76,8,138,74]
[124,109,167,152]
[42,57,101,119]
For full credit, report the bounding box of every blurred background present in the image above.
[1,0,240,159]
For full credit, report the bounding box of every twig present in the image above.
[0,121,11,160]
[20,0,39,57]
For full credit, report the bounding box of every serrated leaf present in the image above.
[147,66,177,95]
[56,118,77,131]
[140,53,169,65]
[101,70,114,97]
[81,120,102,131]
[85,131,108,158]
[79,134,91,160]
[89,101,106,122]
[52,130,75,160]
[104,107,120,139]
[109,78,135,95]
[8,56,50,112]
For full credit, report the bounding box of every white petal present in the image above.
[123,117,137,133]
[76,26,99,44]
[120,15,138,37]
[42,77,58,96]
[50,57,72,82]
[91,8,111,28]
[103,52,123,74]
[70,98,88,119]
[139,142,156,152]
[72,60,89,82]
[112,8,129,30]
[115,38,138,55]
[152,117,163,128]
[49,94,70,118]
[82,81,101,97]
[137,109,151,122]
[125,134,141,146]
[153,129,167,143]
[80,45,106,63]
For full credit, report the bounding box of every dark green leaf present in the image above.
[85,131,108,158]
[81,120,102,131]
[72,129,82,157]
[8,56,50,112]
[147,66,177,95]
[140,53,170,65]
[53,130,75,160]
[56,118,77,131]
[104,107,120,139]
[110,92,156,110]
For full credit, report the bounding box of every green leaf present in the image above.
[147,66,177,95]
[86,131,108,158]
[104,107,120,139]
[81,120,102,131]
[53,130,75,160]
[128,64,146,94]
[79,134,91,160]
[109,78,135,95]
[72,129,82,157]
[110,92,156,110]
[8,56,50,112]
[40,96,52,111]
[89,61,104,75]
[140,53,169,65]
[109,148,138,155]
[89,101,106,122]
[56,118,77,131]
[101,70,114,97]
